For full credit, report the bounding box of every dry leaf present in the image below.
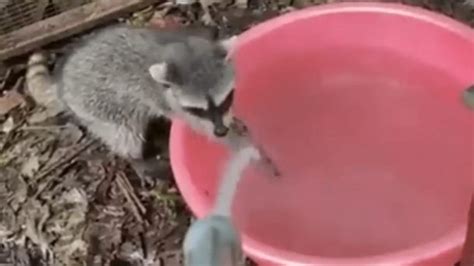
[0,90,25,115]
[235,0,248,8]
[22,200,52,257]
[47,188,88,265]
[20,156,41,178]
[30,0,49,21]
[1,116,14,133]
[0,0,8,10]
[27,106,62,124]
[1,167,28,209]
[0,203,16,238]
[51,0,84,12]
[57,123,83,147]
[127,5,155,27]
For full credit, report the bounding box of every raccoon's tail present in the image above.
[26,51,60,109]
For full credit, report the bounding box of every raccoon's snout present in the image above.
[208,106,230,137]
[213,124,229,137]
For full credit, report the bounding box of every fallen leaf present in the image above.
[1,116,14,133]
[127,5,156,27]
[22,200,52,258]
[0,90,25,115]
[21,156,41,178]
[175,0,198,4]
[234,0,248,8]
[0,202,16,238]
[27,106,62,124]
[57,123,83,147]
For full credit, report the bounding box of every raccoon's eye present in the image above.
[162,83,171,89]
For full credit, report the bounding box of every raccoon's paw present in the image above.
[226,119,281,177]
[130,158,171,186]
[229,117,249,136]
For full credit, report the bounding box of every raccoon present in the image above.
[26,24,279,182]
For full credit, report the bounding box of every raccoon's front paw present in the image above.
[201,11,217,26]
[234,0,248,9]
[230,117,249,136]
[130,158,171,186]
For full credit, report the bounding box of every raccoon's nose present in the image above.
[213,125,229,137]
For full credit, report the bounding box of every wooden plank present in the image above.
[460,194,474,266]
[0,0,163,61]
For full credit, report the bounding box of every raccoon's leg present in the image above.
[133,117,172,181]
[129,158,172,182]
[86,121,169,184]
[225,117,281,177]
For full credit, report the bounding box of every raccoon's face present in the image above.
[149,36,237,138]
[176,84,235,137]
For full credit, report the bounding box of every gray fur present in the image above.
[55,24,236,161]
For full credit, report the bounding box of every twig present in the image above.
[118,172,146,214]
[0,116,28,153]
[116,172,146,224]
[19,125,70,131]
[12,76,24,92]
[34,139,96,198]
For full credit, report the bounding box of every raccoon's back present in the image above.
[57,26,170,121]
[59,26,166,92]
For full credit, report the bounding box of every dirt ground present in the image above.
[0,0,472,265]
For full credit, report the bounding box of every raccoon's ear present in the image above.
[219,35,238,53]
[148,63,168,83]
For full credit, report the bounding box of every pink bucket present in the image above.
[170,3,474,265]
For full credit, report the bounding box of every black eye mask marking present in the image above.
[184,91,234,118]
[184,107,207,118]
[217,90,234,113]
[184,91,234,137]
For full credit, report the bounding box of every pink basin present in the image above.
[170,2,474,265]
